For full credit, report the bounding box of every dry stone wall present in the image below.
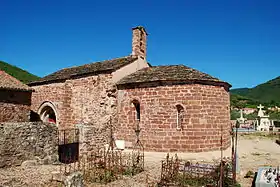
[0,90,31,122]
[117,83,231,152]
[0,122,58,168]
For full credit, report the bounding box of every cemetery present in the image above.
[234,104,280,133]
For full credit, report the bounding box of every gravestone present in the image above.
[237,109,246,124]
[256,104,272,131]
[255,167,280,187]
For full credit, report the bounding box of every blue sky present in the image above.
[1,0,279,89]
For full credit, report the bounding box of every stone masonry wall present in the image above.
[31,74,117,131]
[116,83,231,152]
[76,123,111,153]
[69,74,117,153]
[0,90,31,122]
[31,82,65,126]
[0,122,58,168]
[69,74,117,126]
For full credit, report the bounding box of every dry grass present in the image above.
[240,132,279,140]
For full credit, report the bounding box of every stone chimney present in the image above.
[132,26,147,60]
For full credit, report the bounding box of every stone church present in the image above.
[28,26,231,152]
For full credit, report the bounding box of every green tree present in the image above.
[268,111,280,120]
[230,110,240,120]
[244,112,258,120]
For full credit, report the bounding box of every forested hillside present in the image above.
[0,61,40,83]
[230,76,280,108]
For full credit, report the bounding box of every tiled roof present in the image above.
[28,56,138,85]
[0,70,33,91]
[117,65,231,87]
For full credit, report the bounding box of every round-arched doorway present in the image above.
[38,102,58,125]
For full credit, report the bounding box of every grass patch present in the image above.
[240,132,279,139]
[244,170,255,178]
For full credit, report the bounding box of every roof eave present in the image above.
[0,87,34,92]
[117,79,231,90]
[28,69,115,86]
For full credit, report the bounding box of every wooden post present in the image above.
[231,126,235,184]
[219,122,223,187]
[233,121,239,183]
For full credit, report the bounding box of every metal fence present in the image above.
[159,154,233,187]
[58,128,80,164]
[57,117,145,184]
[59,146,144,183]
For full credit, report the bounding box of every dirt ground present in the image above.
[0,134,279,187]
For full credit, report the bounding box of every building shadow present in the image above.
[30,110,41,122]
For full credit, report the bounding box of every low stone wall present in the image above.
[0,122,58,168]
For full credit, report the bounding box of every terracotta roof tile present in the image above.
[0,70,33,91]
[117,65,231,87]
[28,56,138,85]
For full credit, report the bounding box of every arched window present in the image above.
[132,100,140,122]
[38,101,58,125]
[176,105,184,130]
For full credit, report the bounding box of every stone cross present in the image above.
[257,104,265,117]
[257,104,264,110]
[237,109,246,124]
[240,109,244,119]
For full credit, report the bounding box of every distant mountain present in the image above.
[0,61,40,84]
[230,76,280,107]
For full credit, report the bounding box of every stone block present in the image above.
[21,159,38,167]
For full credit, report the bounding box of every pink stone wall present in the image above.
[116,83,231,152]
[0,90,31,122]
[31,82,66,127]
[30,74,117,130]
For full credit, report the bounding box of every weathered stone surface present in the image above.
[31,74,117,129]
[51,171,84,187]
[30,82,65,126]
[132,26,147,59]
[116,83,231,152]
[65,172,84,187]
[21,159,38,167]
[0,90,31,122]
[0,122,58,168]
[77,123,111,153]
